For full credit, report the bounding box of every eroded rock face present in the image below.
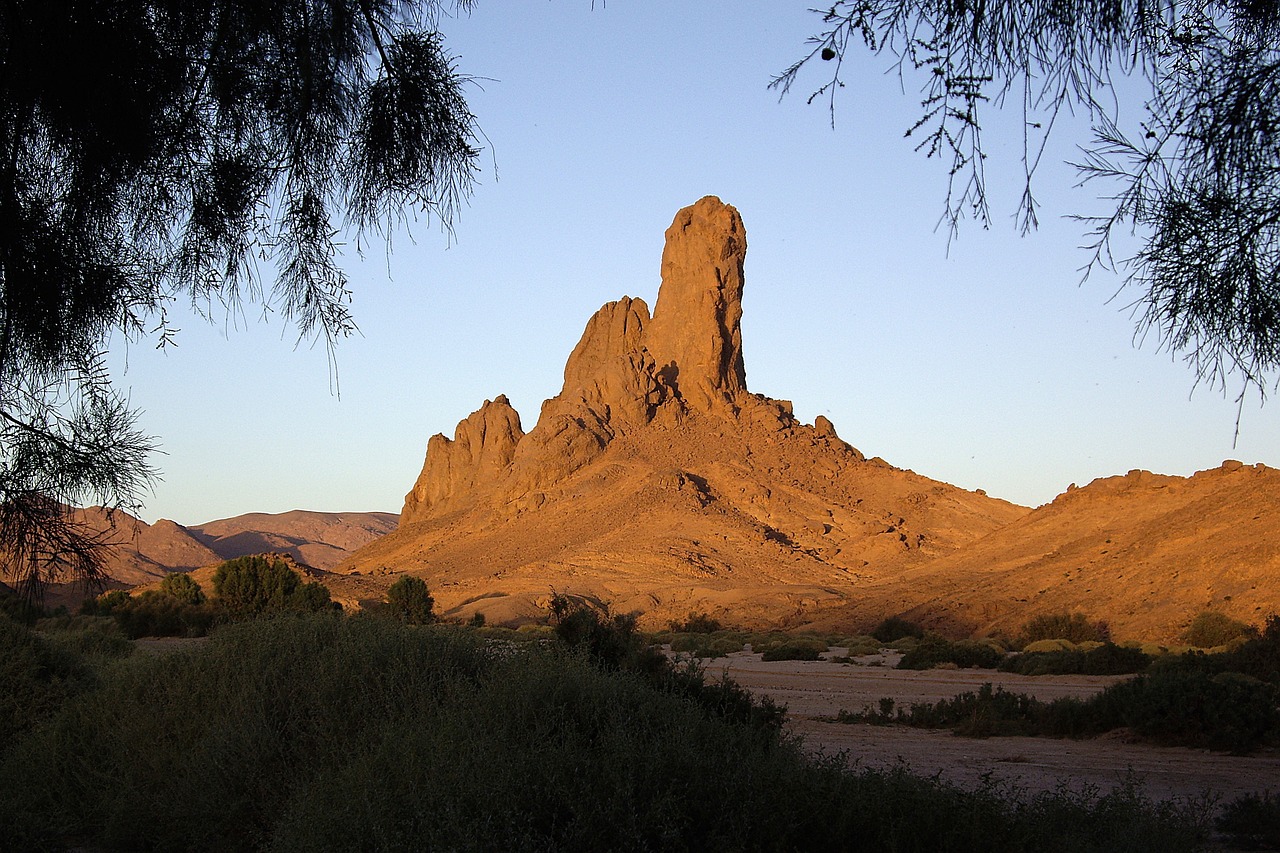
[643,195,748,412]
[402,395,524,523]
[403,197,753,521]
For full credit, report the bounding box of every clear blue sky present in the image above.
[108,2,1280,526]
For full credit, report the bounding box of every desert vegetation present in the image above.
[839,616,1280,755]
[2,599,1245,851]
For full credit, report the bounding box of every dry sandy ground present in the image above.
[717,649,1280,804]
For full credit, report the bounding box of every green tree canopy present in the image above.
[778,0,1280,402]
[385,575,434,624]
[158,572,205,607]
[0,0,480,600]
[213,555,332,616]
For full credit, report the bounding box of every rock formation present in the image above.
[403,395,525,521]
[346,197,1028,629]
[644,196,748,411]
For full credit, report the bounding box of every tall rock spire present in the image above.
[642,195,748,413]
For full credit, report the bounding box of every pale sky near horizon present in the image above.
[108,2,1280,526]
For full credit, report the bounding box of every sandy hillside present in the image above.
[837,462,1280,641]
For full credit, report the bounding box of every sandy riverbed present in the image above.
[715,648,1280,803]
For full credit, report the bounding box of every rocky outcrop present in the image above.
[643,196,748,412]
[364,197,1033,631]
[402,395,524,523]
[401,196,754,524]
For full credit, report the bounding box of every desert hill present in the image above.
[188,509,399,570]
[842,461,1280,641]
[26,508,400,608]
[69,507,221,587]
[340,197,1029,627]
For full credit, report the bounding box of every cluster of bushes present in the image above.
[842,618,1280,754]
[1182,610,1256,649]
[999,642,1151,676]
[0,612,1218,851]
[1017,612,1110,647]
[897,635,1005,670]
[80,555,341,639]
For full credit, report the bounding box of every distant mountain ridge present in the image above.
[70,508,398,589]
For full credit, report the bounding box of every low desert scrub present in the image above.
[1216,791,1280,850]
[667,611,723,633]
[668,633,743,658]
[1017,612,1109,648]
[838,636,885,657]
[871,615,924,643]
[1182,610,1255,649]
[0,613,1213,851]
[757,636,828,661]
[843,628,1280,753]
[999,642,1151,676]
[897,634,1004,670]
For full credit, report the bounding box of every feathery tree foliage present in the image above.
[0,0,481,600]
[776,0,1280,403]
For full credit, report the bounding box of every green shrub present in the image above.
[1100,669,1278,753]
[386,575,434,624]
[871,616,924,643]
[0,615,90,743]
[669,634,738,658]
[1183,611,1254,648]
[212,555,333,617]
[999,642,1151,677]
[1217,792,1280,850]
[37,616,135,660]
[897,635,1004,670]
[107,591,218,639]
[548,594,663,675]
[760,637,827,661]
[80,589,133,616]
[847,664,1278,753]
[1018,612,1108,647]
[158,572,205,606]
[842,638,884,657]
[0,588,47,624]
[889,635,919,652]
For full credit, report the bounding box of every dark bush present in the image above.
[897,635,1004,670]
[850,665,1279,753]
[1217,792,1280,850]
[1018,612,1109,647]
[871,616,924,643]
[1101,670,1278,753]
[81,588,216,639]
[1183,611,1255,648]
[158,572,205,606]
[386,575,434,624]
[212,555,333,617]
[999,642,1150,676]
[760,638,827,661]
[80,589,132,616]
[0,615,90,743]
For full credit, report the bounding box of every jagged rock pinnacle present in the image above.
[643,195,748,412]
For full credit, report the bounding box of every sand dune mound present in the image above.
[343,197,1026,628]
